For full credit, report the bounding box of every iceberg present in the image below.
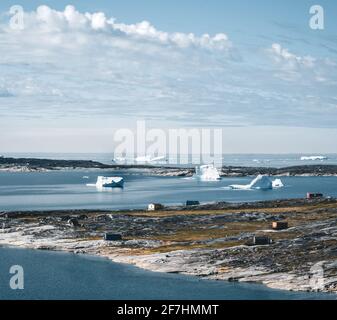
[87,176,124,188]
[272,178,284,188]
[229,175,283,190]
[113,157,127,163]
[195,164,221,181]
[300,156,328,161]
[135,155,166,163]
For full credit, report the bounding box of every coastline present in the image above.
[1,156,337,294]
[2,157,337,177]
[1,199,337,294]
[3,246,332,300]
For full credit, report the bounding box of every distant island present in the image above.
[2,156,337,177]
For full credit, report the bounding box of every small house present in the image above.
[307,192,323,200]
[272,221,288,230]
[148,203,164,211]
[104,233,122,241]
[253,236,272,246]
[186,200,200,206]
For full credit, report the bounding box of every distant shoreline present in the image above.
[1,156,337,177]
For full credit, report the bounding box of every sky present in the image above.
[0,1,337,153]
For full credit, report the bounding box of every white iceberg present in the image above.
[135,155,166,163]
[195,164,221,181]
[229,175,283,190]
[113,157,126,163]
[272,178,284,188]
[87,176,124,188]
[300,156,328,161]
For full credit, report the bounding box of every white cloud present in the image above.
[269,43,316,69]
[112,19,231,50]
[0,5,336,137]
[13,5,232,52]
[267,43,337,84]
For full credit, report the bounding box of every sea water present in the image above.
[0,247,335,300]
[0,170,337,211]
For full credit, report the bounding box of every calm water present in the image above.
[0,247,335,300]
[1,170,337,211]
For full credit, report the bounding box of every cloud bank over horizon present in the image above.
[0,4,337,152]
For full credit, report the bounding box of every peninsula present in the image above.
[1,198,337,294]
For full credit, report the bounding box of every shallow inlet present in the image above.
[0,247,335,300]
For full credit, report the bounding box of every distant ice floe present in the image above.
[194,164,221,181]
[252,159,270,164]
[112,157,126,163]
[135,155,166,163]
[300,156,328,161]
[229,175,284,190]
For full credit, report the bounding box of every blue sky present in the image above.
[0,1,337,153]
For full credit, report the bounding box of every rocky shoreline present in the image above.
[1,198,337,294]
[1,156,337,177]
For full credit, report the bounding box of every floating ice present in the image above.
[229,175,284,190]
[194,164,221,181]
[272,178,284,188]
[113,157,126,163]
[135,155,166,163]
[87,176,124,188]
[300,156,328,161]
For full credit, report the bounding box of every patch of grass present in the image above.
[146,221,269,242]
[126,203,337,218]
